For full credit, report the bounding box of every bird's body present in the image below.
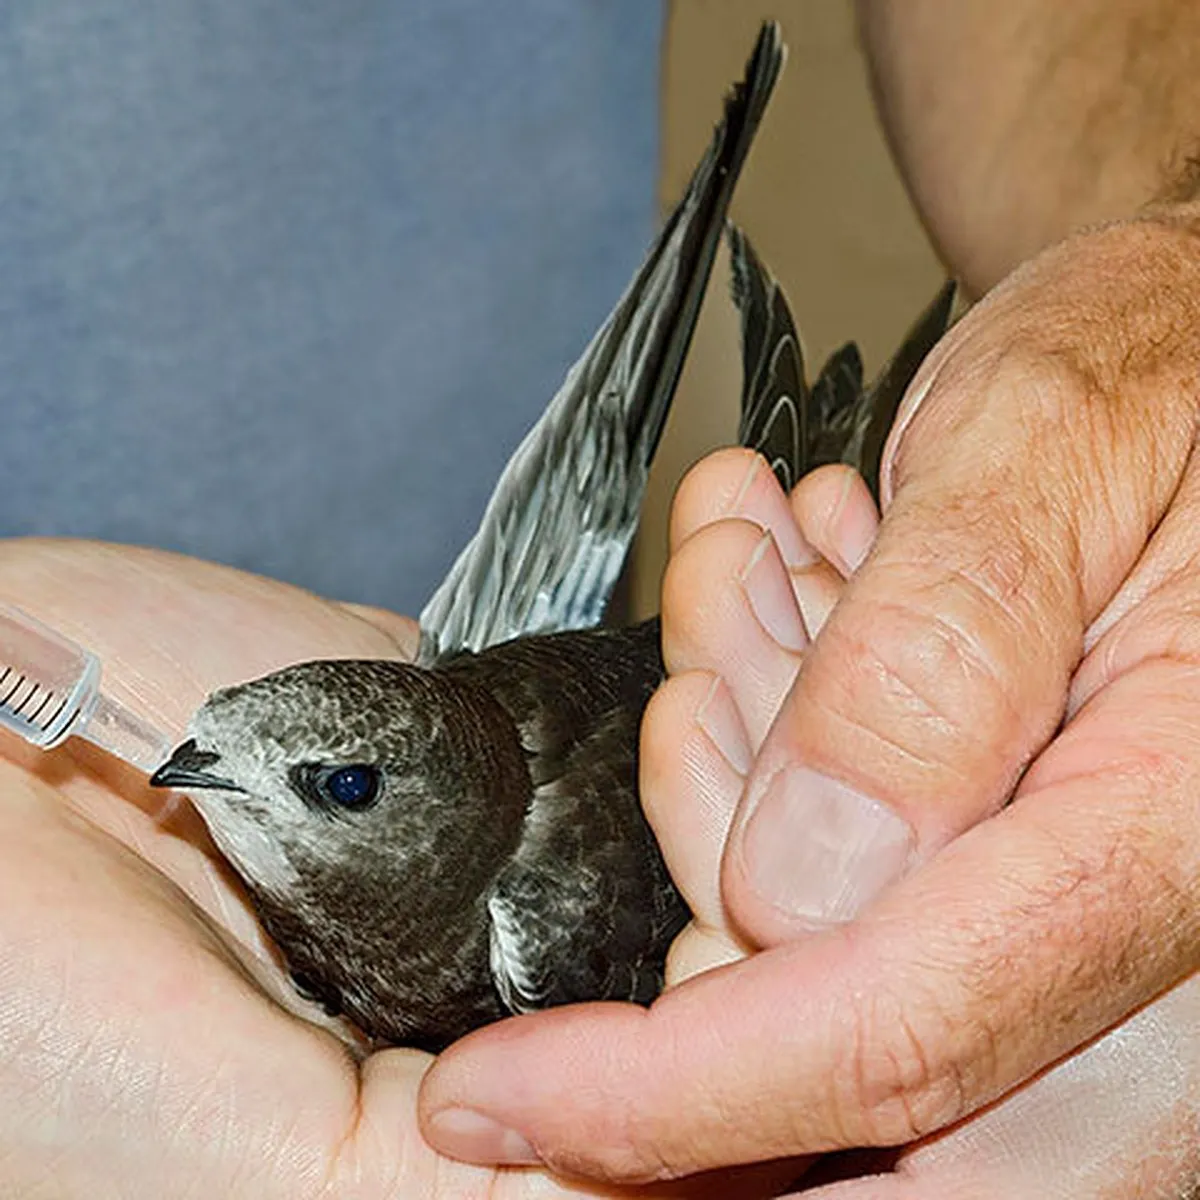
[191,620,674,1050]
[152,22,954,1049]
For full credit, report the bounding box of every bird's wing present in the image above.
[440,619,683,1014]
[728,225,956,502]
[486,686,687,1015]
[418,23,784,663]
[730,223,809,493]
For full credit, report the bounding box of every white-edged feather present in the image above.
[417,24,784,662]
[487,890,546,1015]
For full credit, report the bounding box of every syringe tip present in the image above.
[81,692,174,774]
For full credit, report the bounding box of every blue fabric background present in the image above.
[0,2,662,612]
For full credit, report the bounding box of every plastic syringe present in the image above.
[0,603,171,773]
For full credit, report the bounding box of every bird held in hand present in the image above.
[151,22,954,1050]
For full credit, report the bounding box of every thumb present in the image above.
[418,220,1200,1189]
[723,220,1200,942]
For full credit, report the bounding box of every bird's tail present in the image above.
[729,225,956,502]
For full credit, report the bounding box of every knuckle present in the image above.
[810,554,1063,795]
[551,1143,674,1187]
[829,981,974,1147]
[670,448,764,550]
[550,1105,688,1186]
[832,799,1191,1160]
[896,252,1199,593]
[660,519,768,670]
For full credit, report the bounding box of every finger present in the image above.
[669,448,819,567]
[1070,455,1200,718]
[789,465,880,579]
[666,449,849,641]
[640,672,750,930]
[661,520,809,748]
[639,671,757,988]
[354,1049,593,1198]
[336,601,420,659]
[663,921,749,986]
[360,1048,756,1198]
[668,449,877,590]
[785,466,876,635]
[421,652,1200,1181]
[805,974,1200,1200]
[722,224,1200,944]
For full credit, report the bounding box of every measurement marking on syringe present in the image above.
[42,694,71,732]
[0,672,26,709]
[10,679,38,716]
[0,671,64,733]
[27,689,55,724]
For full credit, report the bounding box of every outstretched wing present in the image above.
[419,23,785,663]
[729,226,956,501]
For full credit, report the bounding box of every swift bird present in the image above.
[151,22,954,1050]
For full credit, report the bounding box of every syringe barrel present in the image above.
[0,604,100,749]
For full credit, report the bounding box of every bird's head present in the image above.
[150,659,529,904]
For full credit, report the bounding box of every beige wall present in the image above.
[626,0,944,617]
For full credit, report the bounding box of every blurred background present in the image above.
[0,0,942,617]
[629,0,943,617]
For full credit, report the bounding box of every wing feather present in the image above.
[729,225,956,499]
[419,24,785,661]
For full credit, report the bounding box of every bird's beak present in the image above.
[150,738,244,792]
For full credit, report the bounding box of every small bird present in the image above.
[151,23,953,1051]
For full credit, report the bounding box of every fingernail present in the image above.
[740,533,809,652]
[831,472,876,575]
[729,452,765,512]
[729,455,819,568]
[880,366,941,508]
[741,766,915,926]
[789,568,837,641]
[695,676,753,775]
[426,1108,540,1166]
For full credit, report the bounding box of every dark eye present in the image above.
[287,762,383,814]
[319,764,380,810]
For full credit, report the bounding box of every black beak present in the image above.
[150,738,244,792]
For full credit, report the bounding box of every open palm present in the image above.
[0,536,719,1200]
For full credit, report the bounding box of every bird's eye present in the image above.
[287,762,382,814]
[309,763,374,811]
[319,764,380,810]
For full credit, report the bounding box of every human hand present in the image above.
[0,537,769,1199]
[647,452,1200,1198]
[419,213,1200,1194]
